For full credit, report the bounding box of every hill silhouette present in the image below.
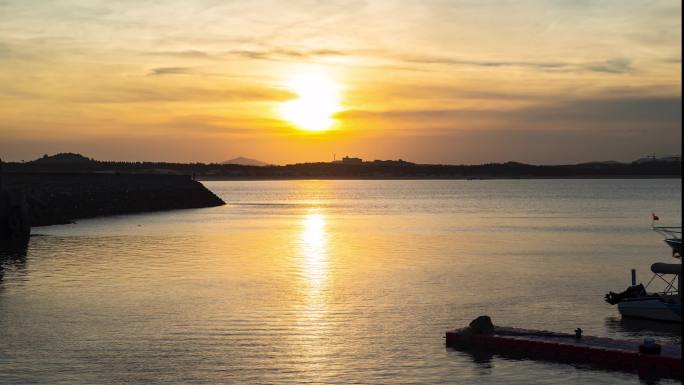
[2,153,680,179]
[31,153,93,164]
[221,157,269,166]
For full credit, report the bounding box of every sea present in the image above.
[0,179,681,384]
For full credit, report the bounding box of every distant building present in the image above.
[633,154,657,164]
[633,154,681,164]
[341,156,363,164]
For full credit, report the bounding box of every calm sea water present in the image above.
[0,179,681,385]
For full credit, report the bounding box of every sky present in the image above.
[0,0,681,165]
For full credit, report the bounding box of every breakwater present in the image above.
[1,173,225,229]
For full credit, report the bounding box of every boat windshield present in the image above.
[653,225,682,240]
[652,217,682,258]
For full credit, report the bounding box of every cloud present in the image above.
[0,39,45,61]
[584,58,632,74]
[374,84,545,102]
[143,47,350,63]
[225,47,349,61]
[148,67,195,76]
[338,94,681,129]
[333,93,682,163]
[393,53,634,74]
[147,50,214,59]
[364,124,681,165]
[0,41,10,58]
[662,56,682,64]
[509,96,681,126]
[68,85,294,104]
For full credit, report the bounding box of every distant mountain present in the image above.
[221,157,269,166]
[31,153,93,164]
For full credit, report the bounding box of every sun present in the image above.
[280,71,342,132]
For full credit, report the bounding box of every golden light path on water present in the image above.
[299,211,328,287]
[2,180,681,385]
[295,210,331,373]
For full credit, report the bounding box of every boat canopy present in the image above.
[650,263,681,275]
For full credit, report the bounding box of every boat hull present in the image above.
[664,238,682,257]
[618,298,681,322]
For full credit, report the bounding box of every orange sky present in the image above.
[0,0,681,164]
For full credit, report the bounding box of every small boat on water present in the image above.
[652,219,681,257]
[605,216,681,323]
[611,262,681,322]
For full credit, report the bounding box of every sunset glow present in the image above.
[0,2,681,383]
[280,72,342,132]
[0,1,680,164]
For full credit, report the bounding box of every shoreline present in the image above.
[197,175,682,181]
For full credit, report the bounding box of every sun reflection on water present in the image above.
[295,210,332,365]
[299,211,328,287]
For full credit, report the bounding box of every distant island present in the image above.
[2,152,681,180]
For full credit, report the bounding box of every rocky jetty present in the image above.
[1,173,225,228]
[0,188,31,243]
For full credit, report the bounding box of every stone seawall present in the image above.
[1,173,225,228]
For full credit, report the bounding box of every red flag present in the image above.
[652,213,659,221]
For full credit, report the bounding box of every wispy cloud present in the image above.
[147,50,214,59]
[144,47,350,63]
[67,85,294,104]
[0,41,10,58]
[226,48,349,61]
[584,58,632,74]
[338,94,681,128]
[662,56,682,64]
[394,54,634,74]
[148,67,195,76]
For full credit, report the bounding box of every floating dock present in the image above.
[446,326,681,380]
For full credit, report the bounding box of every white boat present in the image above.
[618,297,680,322]
[614,263,681,322]
[652,214,681,258]
[605,217,681,323]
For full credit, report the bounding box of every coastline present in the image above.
[197,175,682,181]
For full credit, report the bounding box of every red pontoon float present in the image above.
[446,317,681,380]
